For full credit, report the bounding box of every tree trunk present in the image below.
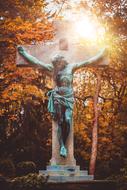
[89,73,101,175]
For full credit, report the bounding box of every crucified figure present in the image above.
[17,45,106,158]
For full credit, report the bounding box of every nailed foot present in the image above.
[60,145,67,158]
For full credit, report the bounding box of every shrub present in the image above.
[0,175,10,190]
[11,173,48,190]
[106,160,127,190]
[16,161,37,176]
[0,159,15,178]
[95,161,111,179]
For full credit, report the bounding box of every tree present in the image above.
[71,0,127,177]
[89,72,101,175]
[0,0,53,166]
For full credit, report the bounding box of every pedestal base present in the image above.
[39,165,93,182]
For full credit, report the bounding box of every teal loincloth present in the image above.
[47,87,74,117]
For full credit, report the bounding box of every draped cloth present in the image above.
[47,87,74,118]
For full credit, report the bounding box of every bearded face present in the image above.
[51,54,68,72]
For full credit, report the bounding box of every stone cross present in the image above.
[16,20,108,170]
[17,39,77,166]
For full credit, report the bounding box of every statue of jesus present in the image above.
[17,46,106,158]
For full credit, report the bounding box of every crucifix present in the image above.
[16,21,108,167]
[17,43,107,164]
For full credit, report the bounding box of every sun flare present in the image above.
[73,16,105,42]
[75,20,97,39]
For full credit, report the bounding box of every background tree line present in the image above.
[0,0,127,189]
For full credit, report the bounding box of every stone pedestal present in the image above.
[39,165,93,182]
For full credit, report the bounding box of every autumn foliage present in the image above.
[0,1,127,188]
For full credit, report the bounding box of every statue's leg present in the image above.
[58,108,72,158]
[57,123,64,147]
[56,104,69,157]
[64,108,72,144]
[58,123,68,157]
[54,103,66,157]
[54,103,63,146]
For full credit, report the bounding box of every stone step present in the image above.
[39,170,88,176]
[47,175,94,182]
[46,165,80,172]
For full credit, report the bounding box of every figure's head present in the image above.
[51,54,68,71]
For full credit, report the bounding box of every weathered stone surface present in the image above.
[46,175,94,183]
[39,165,93,182]
[46,165,80,171]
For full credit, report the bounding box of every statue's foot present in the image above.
[60,146,67,158]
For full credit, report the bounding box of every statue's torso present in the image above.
[54,68,73,96]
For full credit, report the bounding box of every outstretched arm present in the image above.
[17,46,53,71]
[72,48,106,71]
